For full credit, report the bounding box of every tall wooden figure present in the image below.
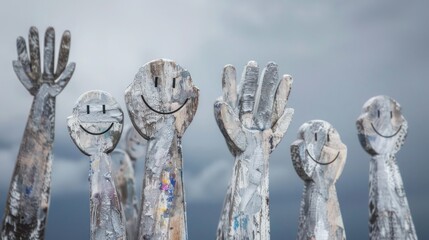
[215,61,294,240]
[125,59,199,240]
[67,90,126,240]
[291,120,347,240]
[356,95,417,239]
[1,26,75,239]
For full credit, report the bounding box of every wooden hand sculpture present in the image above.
[214,61,294,240]
[111,150,139,240]
[125,59,199,240]
[291,120,347,240]
[1,26,75,240]
[67,90,126,240]
[110,127,146,240]
[356,95,417,240]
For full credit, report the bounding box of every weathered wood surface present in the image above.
[291,120,347,240]
[1,26,75,240]
[214,61,294,240]
[67,90,126,240]
[124,126,148,169]
[111,150,139,240]
[125,59,199,240]
[110,127,146,240]
[356,95,417,240]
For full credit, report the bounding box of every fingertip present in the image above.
[247,60,258,68]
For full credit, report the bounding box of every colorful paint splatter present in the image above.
[159,169,176,219]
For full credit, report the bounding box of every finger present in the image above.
[238,61,259,128]
[272,74,293,126]
[43,27,55,80]
[16,36,33,79]
[55,30,71,79]
[54,62,75,93]
[214,100,247,152]
[253,62,280,130]
[222,64,238,110]
[28,26,41,79]
[271,107,294,152]
[13,60,35,93]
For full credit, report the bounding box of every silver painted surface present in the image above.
[1,26,75,240]
[214,61,294,240]
[67,90,125,240]
[125,59,199,240]
[291,120,347,240]
[111,150,139,240]
[357,95,417,240]
[124,127,148,168]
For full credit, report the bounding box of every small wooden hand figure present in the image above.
[125,59,199,240]
[214,61,294,240]
[356,95,417,240]
[1,26,75,240]
[291,120,347,240]
[67,90,126,240]
[124,126,148,168]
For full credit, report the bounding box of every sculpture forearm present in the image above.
[138,134,187,240]
[1,89,55,239]
[369,155,417,240]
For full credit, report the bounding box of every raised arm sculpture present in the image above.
[356,95,417,239]
[67,90,126,240]
[291,120,347,240]
[214,61,294,240]
[1,26,75,239]
[125,59,199,240]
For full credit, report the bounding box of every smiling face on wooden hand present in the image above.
[357,95,407,155]
[124,59,199,139]
[291,120,347,183]
[67,90,124,156]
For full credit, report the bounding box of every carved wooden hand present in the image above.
[215,61,294,240]
[357,95,417,240]
[291,120,347,240]
[1,26,75,240]
[125,59,199,240]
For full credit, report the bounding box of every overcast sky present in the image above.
[0,1,428,239]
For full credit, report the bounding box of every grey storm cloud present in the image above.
[0,1,428,239]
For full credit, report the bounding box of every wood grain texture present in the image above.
[125,59,199,240]
[291,120,347,240]
[215,61,294,240]
[67,90,125,240]
[357,95,417,240]
[1,26,75,240]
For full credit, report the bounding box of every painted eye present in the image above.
[377,110,380,118]
[327,134,330,142]
[172,78,176,88]
[314,133,318,141]
[390,111,393,119]
[86,105,90,114]
[103,105,106,114]
[154,77,159,87]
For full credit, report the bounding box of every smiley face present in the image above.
[356,95,407,155]
[67,90,124,156]
[291,120,347,183]
[124,59,199,139]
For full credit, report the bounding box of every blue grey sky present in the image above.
[0,1,428,239]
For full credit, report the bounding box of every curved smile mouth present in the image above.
[80,123,114,135]
[141,95,188,114]
[371,123,402,138]
[306,149,340,165]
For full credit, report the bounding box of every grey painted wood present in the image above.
[291,120,347,240]
[357,95,417,240]
[1,26,75,240]
[111,150,139,240]
[67,90,126,240]
[214,61,294,240]
[125,59,199,240]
